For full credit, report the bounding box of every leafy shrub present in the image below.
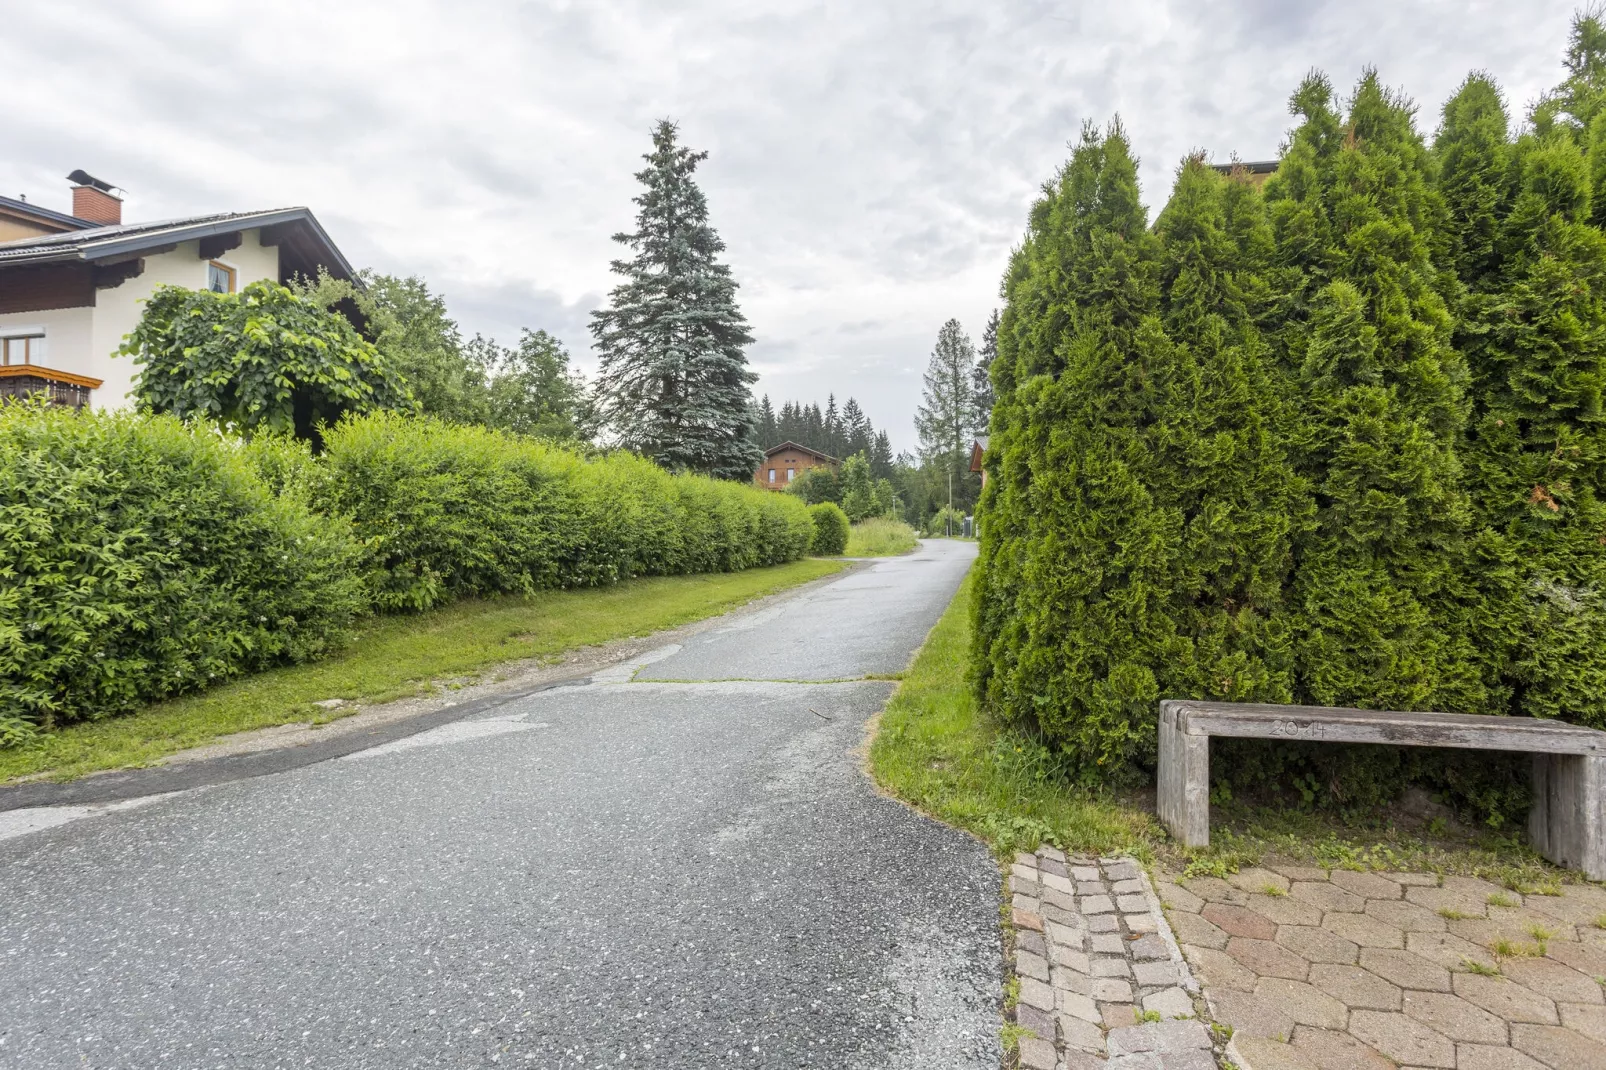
[0,403,368,734]
[315,412,812,611]
[122,281,411,441]
[808,502,850,555]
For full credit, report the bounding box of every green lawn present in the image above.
[868,571,1157,859]
[870,571,1570,885]
[3,558,845,783]
[845,517,919,556]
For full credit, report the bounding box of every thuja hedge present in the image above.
[973,22,1606,823]
[0,406,811,739]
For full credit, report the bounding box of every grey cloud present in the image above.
[2,0,1582,450]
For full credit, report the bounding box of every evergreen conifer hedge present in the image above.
[973,25,1606,820]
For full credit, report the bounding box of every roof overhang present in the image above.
[0,208,356,282]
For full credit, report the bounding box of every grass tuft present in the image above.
[2,559,845,783]
[1487,892,1520,909]
[845,518,919,557]
[1461,958,1502,976]
[868,573,1153,859]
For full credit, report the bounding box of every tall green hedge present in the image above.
[0,404,367,738]
[0,406,811,741]
[974,23,1606,820]
[311,412,812,611]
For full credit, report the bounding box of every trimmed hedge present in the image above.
[311,412,813,611]
[0,404,367,737]
[808,502,850,555]
[0,406,811,741]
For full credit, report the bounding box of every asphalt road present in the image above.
[0,540,997,1069]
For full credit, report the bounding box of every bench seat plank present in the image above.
[1157,699,1606,879]
[1167,701,1606,756]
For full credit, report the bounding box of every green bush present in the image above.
[315,412,812,611]
[0,403,367,737]
[973,37,1606,823]
[808,502,850,555]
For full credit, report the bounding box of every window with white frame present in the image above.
[787,468,795,481]
[768,468,776,483]
[1,333,43,366]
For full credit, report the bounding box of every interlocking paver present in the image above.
[1016,949,1051,981]
[1279,924,1361,964]
[1308,962,1402,1010]
[1358,947,1452,992]
[1018,1035,1057,1069]
[1328,870,1402,900]
[1511,1021,1606,1066]
[1269,865,1331,882]
[1323,910,1407,949]
[1290,1025,1396,1070]
[1455,1042,1550,1069]
[1204,902,1279,940]
[1229,867,1293,896]
[1559,1000,1606,1044]
[1383,871,1439,887]
[1290,881,1366,913]
[1256,977,1350,1028]
[1141,986,1194,1019]
[1059,1011,1104,1051]
[1020,976,1056,1010]
[1365,897,1449,933]
[1211,988,1297,1040]
[1406,884,1490,917]
[1349,1009,1456,1067]
[1401,990,1508,1043]
[1232,1036,1322,1069]
[1182,875,1248,905]
[1183,944,1257,991]
[1548,939,1606,977]
[1248,892,1325,927]
[1169,911,1229,950]
[1453,972,1559,1025]
[1156,880,1203,913]
[1406,929,1500,972]
[1500,957,1605,1005]
[1227,935,1311,979]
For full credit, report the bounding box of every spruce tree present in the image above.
[973,308,999,428]
[915,319,982,507]
[1264,71,1486,715]
[757,394,778,447]
[591,120,762,479]
[841,397,871,459]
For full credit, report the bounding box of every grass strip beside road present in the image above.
[845,518,919,557]
[868,570,1156,860]
[3,558,846,784]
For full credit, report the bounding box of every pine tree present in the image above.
[1265,71,1486,714]
[973,308,999,429]
[841,397,871,459]
[757,394,778,447]
[590,120,762,479]
[915,319,982,508]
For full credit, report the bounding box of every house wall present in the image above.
[0,229,281,410]
[754,449,834,490]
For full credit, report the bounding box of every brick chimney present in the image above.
[66,169,122,225]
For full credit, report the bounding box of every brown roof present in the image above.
[763,441,839,465]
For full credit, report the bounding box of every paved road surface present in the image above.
[0,540,997,1069]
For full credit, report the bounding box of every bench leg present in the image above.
[1158,704,1210,848]
[1529,754,1606,880]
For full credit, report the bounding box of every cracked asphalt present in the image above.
[0,539,999,1069]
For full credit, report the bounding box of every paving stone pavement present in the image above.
[1009,848,1221,1069]
[1155,862,1606,1069]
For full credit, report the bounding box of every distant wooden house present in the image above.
[970,436,989,488]
[754,441,838,490]
[1209,160,1278,187]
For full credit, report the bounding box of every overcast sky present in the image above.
[3,0,1583,451]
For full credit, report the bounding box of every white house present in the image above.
[0,171,358,410]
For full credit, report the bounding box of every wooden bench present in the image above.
[1158,700,1606,879]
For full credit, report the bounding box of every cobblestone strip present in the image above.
[1009,847,1221,1069]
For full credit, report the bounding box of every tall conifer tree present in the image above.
[591,121,762,479]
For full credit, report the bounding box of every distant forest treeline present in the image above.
[756,394,895,477]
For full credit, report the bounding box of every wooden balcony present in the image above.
[0,365,102,409]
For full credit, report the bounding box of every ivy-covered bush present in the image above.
[808,502,851,555]
[315,412,811,611]
[0,403,367,738]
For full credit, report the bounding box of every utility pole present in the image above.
[947,465,953,537]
